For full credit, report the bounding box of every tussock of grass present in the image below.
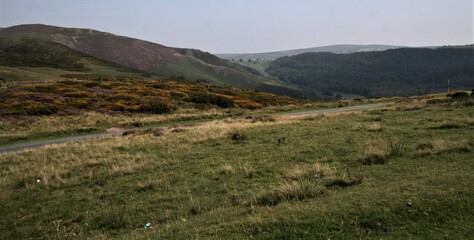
[253,164,363,206]
[136,180,156,192]
[361,139,405,165]
[415,138,473,156]
[218,163,235,175]
[230,132,247,142]
[388,140,406,157]
[253,180,326,206]
[361,153,387,165]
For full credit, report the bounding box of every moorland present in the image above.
[0,24,473,239]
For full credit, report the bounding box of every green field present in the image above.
[1,94,473,239]
[237,60,273,77]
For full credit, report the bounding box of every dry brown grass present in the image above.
[0,109,229,144]
[415,138,473,156]
[285,163,335,180]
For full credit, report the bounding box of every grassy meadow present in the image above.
[0,94,473,239]
[236,60,273,77]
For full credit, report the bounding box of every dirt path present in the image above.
[0,102,391,154]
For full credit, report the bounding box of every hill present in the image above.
[216,44,401,61]
[266,47,474,98]
[1,24,308,98]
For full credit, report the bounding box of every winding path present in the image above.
[0,102,391,154]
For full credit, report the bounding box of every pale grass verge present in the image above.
[0,110,373,189]
[382,99,426,111]
[1,136,152,188]
[0,109,227,143]
[285,111,360,121]
[168,116,297,144]
[0,115,287,188]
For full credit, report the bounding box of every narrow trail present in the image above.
[0,102,392,154]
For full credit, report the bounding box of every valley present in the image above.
[0,19,473,239]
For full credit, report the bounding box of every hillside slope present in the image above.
[216,44,402,61]
[0,24,302,96]
[267,47,474,97]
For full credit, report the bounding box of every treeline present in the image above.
[267,47,474,97]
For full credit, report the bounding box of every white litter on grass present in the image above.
[36,179,41,183]
[144,223,151,229]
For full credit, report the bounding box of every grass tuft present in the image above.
[361,153,387,165]
[325,177,363,188]
[219,163,235,175]
[388,140,405,157]
[253,180,326,206]
[230,132,247,142]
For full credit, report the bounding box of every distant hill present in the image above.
[0,36,158,82]
[216,44,402,61]
[1,24,310,98]
[266,47,474,98]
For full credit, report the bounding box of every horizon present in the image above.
[1,0,473,53]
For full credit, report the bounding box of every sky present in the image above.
[1,0,473,53]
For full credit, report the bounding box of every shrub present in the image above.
[139,99,175,114]
[449,91,469,99]
[109,93,138,101]
[216,96,234,108]
[21,101,58,115]
[234,99,263,109]
[68,99,91,109]
[230,132,247,142]
[189,94,234,108]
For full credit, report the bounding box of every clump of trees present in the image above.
[267,47,474,98]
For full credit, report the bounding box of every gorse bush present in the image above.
[189,94,235,108]
[0,79,297,116]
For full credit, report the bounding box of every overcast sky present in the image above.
[1,0,472,53]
